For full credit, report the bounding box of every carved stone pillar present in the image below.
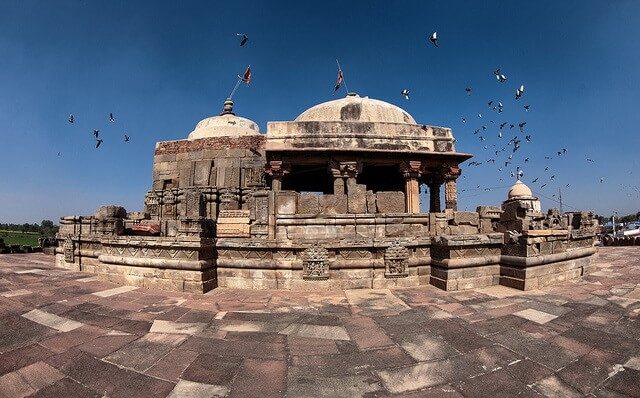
[428,183,441,213]
[443,165,461,211]
[329,160,360,194]
[265,160,290,192]
[401,161,422,213]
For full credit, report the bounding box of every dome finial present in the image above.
[220,98,235,116]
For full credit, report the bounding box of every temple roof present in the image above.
[295,93,417,124]
[187,99,260,140]
[508,180,535,200]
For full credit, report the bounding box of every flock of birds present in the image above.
[62,32,252,154]
[398,31,627,208]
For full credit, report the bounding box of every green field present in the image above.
[0,230,40,247]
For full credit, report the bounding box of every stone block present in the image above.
[298,194,320,214]
[193,160,213,186]
[320,194,348,214]
[95,205,127,220]
[348,185,367,214]
[216,223,250,238]
[452,212,479,226]
[276,192,297,215]
[376,191,405,213]
[365,191,376,213]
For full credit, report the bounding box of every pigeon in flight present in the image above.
[429,32,438,47]
[478,113,482,118]
[524,105,530,112]
[515,85,525,100]
[68,114,74,124]
[236,33,248,46]
[566,184,570,187]
[541,184,547,188]
[93,129,99,138]
[524,157,529,162]
[518,122,527,132]
[57,152,61,157]
[401,89,410,100]
[525,135,531,142]
[109,113,115,122]
[461,116,466,123]
[465,87,472,96]
[600,177,604,183]
[500,122,507,129]
[532,177,539,183]
[494,68,507,83]
[498,132,502,138]
[586,158,595,163]
[95,138,103,148]
[488,101,493,107]
[124,134,130,142]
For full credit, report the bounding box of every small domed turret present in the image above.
[187,98,260,140]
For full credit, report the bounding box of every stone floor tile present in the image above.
[105,333,187,372]
[455,369,538,398]
[1,289,32,298]
[76,333,138,358]
[532,375,584,398]
[166,379,229,398]
[149,319,207,335]
[513,308,558,324]
[286,370,383,398]
[145,348,199,382]
[28,377,101,398]
[0,371,34,398]
[228,359,286,398]
[503,358,554,385]
[91,285,138,298]
[345,289,410,316]
[181,353,242,385]
[0,343,55,376]
[342,315,394,350]
[21,309,84,332]
[287,336,339,356]
[38,325,108,354]
[399,334,460,361]
[279,323,350,341]
[15,361,64,392]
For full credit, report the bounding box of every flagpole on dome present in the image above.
[229,65,251,100]
[335,59,349,94]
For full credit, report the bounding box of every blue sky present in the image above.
[1,0,639,223]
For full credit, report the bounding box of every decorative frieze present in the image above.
[301,244,330,280]
[63,236,74,263]
[384,241,409,278]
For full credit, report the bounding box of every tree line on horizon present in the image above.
[0,220,59,236]
[594,211,640,225]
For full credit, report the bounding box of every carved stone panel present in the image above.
[384,241,409,278]
[302,245,330,280]
[63,236,74,263]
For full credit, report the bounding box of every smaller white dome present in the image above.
[508,180,534,199]
[187,99,260,140]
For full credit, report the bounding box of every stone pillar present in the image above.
[401,161,422,213]
[329,160,360,195]
[265,160,289,192]
[428,182,441,213]
[443,165,461,211]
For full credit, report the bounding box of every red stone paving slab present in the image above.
[0,248,639,397]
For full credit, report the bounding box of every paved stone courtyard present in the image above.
[0,248,639,397]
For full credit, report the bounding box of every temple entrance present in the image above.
[356,164,404,193]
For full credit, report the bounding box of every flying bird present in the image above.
[494,68,507,83]
[525,135,531,142]
[532,177,539,183]
[586,158,595,163]
[124,134,130,142]
[465,87,472,96]
[488,101,493,107]
[500,122,507,129]
[524,158,529,162]
[524,105,530,111]
[401,89,410,100]
[518,122,527,132]
[95,139,103,148]
[109,113,115,122]
[515,85,525,100]
[236,33,248,46]
[68,114,74,124]
[600,177,604,183]
[461,117,466,123]
[93,129,99,138]
[541,184,547,188]
[429,32,438,47]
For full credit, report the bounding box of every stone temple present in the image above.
[55,93,598,293]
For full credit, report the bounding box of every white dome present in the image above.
[295,93,416,124]
[508,180,534,199]
[187,99,260,140]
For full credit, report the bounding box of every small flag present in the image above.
[241,66,251,84]
[334,68,343,92]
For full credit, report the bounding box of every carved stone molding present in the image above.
[301,244,330,280]
[384,241,409,278]
[63,236,75,263]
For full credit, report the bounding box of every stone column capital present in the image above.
[400,160,423,179]
[328,160,361,178]
[264,160,290,178]
[442,165,462,180]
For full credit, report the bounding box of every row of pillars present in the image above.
[265,159,461,214]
